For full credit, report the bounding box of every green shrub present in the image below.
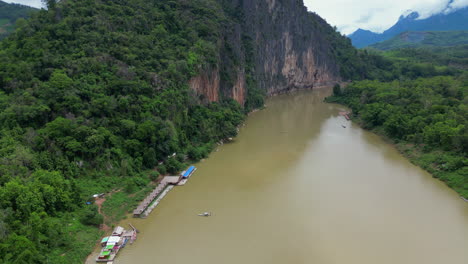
[79,205,103,226]
[157,164,167,175]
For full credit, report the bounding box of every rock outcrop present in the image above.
[189,0,341,104]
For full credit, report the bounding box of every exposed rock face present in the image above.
[231,69,246,103]
[189,69,220,102]
[189,0,341,104]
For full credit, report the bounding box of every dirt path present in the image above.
[95,196,110,231]
[95,189,121,231]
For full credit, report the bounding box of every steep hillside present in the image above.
[0,0,37,39]
[349,7,468,48]
[190,0,342,107]
[370,31,468,50]
[0,0,350,262]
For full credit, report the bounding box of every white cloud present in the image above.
[4,0,43,9]
[444,0,468,13]
[304,0,468,34]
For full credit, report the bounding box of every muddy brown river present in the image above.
[91,88,468,264]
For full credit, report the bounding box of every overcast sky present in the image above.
[305,0,468,34]
[4,0,42,9]
[5,0,468,34]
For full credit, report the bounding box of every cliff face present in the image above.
[189,0,341,104]
[189,69,220,102]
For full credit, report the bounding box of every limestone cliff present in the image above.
[189,0,341,105]
[189,69,220,102]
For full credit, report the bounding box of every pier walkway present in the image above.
[133,176,180,217]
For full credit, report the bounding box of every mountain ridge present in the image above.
[369,30,468,50]
[349,6,468,48]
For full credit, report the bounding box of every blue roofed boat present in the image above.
[182,166,196,178]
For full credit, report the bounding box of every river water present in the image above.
[107,88,468,264]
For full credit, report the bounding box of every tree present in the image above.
[80,205,103,226]
[41,0,56,10]
[333,84,342,96]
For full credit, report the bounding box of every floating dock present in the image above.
[133,167,197,217]
[133,181,169,217]
[97,166,198,262]
[142,185,174,217]
[133,176,178,217]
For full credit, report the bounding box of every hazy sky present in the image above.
[5,0,468,34]
[305,0,468,34]
[4,0,42,9]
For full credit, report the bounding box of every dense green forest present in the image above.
[0,0,466,262]
[0,0,247,262]
[327,45,468,198]
[0,0,366,262]
[369,31,468,50]
[0,1,37,39]
[382,45,468,70]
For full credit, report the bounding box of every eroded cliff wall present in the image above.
[189,0,341,105]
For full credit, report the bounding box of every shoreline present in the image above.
[83,84,339,263]
[334,112,468,200]
[266,81,343,97]
[86,86,465,263]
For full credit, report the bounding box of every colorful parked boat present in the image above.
[96,225,137,263]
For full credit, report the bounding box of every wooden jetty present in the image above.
[142,185,174,218]
[133,166,197,217]
[133,176,180,217]
[96,166,198,262]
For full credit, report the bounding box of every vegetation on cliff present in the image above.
[327,46,468,198]
[0,0,245,262]
[3,0,465,262]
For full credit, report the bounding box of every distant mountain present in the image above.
[349,6,468,48]
[0,0,37,39]
[369,31,468,50]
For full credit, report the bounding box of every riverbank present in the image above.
[83,149,240,262]
[334,113,467,200]
[325,78,467,200]
[89,86,335,247]
[111,88,468,264]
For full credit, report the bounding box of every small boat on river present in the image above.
[198,212,211,217]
